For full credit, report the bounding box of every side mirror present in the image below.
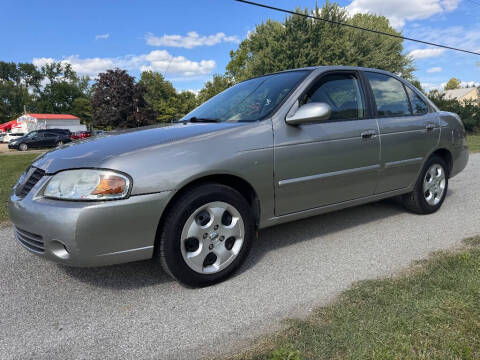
[286,102,331,125]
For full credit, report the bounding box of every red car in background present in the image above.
[71,131,92,140]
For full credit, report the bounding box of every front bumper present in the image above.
[8,143,19,149]
[8,176,172,266]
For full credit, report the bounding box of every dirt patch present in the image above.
[0,143,45,155]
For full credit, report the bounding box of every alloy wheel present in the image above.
[423,163,446,206]
[180,201,245,274]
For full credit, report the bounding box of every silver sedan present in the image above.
[8,66,469,287]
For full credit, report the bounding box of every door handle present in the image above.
[425,123,435,131]
[361,130,377,139]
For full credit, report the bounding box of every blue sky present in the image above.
[2,0,479,92]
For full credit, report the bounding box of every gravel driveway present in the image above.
[1,154,479,360]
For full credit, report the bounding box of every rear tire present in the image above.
[402,155,448,214]
[19,143,27,151]
[156,183,255,287]
[56,140,63,147]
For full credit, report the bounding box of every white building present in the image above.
[16,113,87,133]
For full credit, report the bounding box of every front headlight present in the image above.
[44,169,131,201]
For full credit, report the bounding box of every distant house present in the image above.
[442,88,480,105]
[16,113,87,133]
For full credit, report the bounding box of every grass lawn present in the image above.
[0,154,38,223]
[467,134,480,153]
[233,236,480,360]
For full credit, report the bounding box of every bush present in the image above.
[428,91,480,133]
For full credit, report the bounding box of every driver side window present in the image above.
[299,73,366,121]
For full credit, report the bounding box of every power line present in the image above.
[235,0,480,56]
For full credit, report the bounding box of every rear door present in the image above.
[274,71,381,215]
[43,132,59,146]
[363,71,440,193]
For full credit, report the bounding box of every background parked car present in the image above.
[92,130,106,136]
[8,129,72,151]
[2,133,25,143]
[71,131,92,140]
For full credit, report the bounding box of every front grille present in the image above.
[15,227,45,253]
[17,167,45,197]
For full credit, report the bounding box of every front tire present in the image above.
[402,155,448,214]
[56,140,63,147]
[157,183,255,287]
[18,143,28,151]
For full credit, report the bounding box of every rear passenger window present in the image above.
[365,72,411,117]
[405,86,428,115]
[300,73,366,121]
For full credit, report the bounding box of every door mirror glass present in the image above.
[286,102,332,125]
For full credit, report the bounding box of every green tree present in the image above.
[197,74,234,104]
[226,2,413,82]
[139,71,178,122]
[36,62,90,114]
[71,97,92,128]
[0,61,43,123]
[444,78,461,91]
[91,69,153,129]
[175,91,198,118]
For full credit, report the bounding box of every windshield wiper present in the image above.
[187,117,221,123]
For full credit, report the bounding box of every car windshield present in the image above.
[180,70,310,122]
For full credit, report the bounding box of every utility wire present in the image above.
[235,0,480,56]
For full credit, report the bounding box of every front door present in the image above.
[363,72,440,193]
[274,71,381,216]
[25,131,42,148]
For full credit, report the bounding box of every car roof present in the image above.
[244,65,404,85]
[270,65,400,77]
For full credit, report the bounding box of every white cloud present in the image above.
[427,66,442,73]
[32,51,216,78]
[145,31,240,48]
[441,0,461,11]
[346,0,460,28]
[186,89,200,96]
[408,48,445,59]
[420,80,480,92]
[95,33,109,40]
[140,50,215,76]
[404,25,480,54]
[420,81,450,91]
[461,81,480,87]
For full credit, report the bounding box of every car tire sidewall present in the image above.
[158,184,255,287]
[56,141,63,147]
[414,156,449,214]
[19,143,27,151]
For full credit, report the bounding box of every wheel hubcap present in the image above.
[423,163,446,206]
[180,201,245,274]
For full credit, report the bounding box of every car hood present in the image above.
[9,136,26,142]
[32,122,245,173]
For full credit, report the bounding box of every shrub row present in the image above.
[428,92,480,133]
